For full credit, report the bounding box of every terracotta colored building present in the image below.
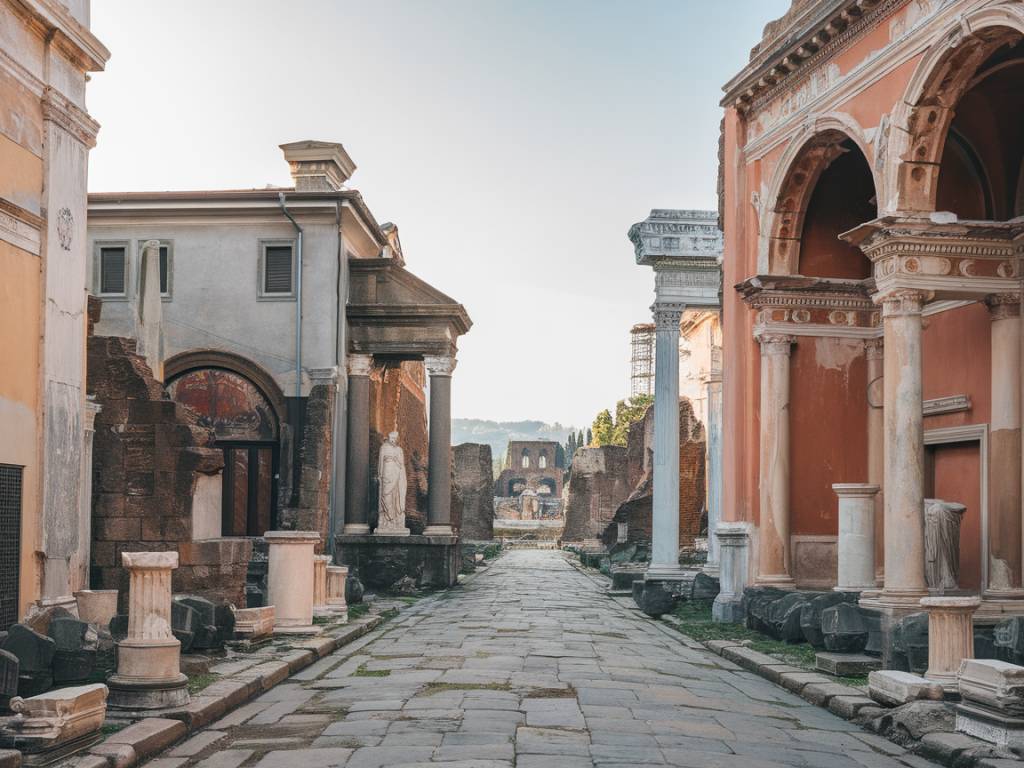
[717,0,1024,626]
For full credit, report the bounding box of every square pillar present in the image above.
[425,354,455,535]
[833,484,879,592]
[343,355,372,534]
[265,530,320,633]
[713,521,750,622]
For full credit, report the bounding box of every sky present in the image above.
[88,0,791,430]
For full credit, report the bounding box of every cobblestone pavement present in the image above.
[147,550,939,768]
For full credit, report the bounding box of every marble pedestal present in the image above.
[922,596,981,692]
[713,522,750,623]
[107,552,189,712]
[833,484,879,592]
[327,566,349,617]
[336,534,458,590]
[956,658,1024,747]
[266,531,321,634]
[313,555,332,618]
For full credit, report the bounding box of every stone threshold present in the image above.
[68,606,400,768]
[657,617,1023,768]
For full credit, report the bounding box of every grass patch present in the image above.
[421,681,513,695]
[482,544,502,560]
[526,686,576,698]
[187,673,218,695]
[353,663,390,677]
[100,723,126,736]
[348,603,370,620]
[398,596,419,605]
[313,615,332,625]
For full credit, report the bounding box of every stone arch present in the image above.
[762,115,877,275]
[887,4,1024,213]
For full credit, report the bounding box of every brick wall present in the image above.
[453,443,493,540]
[280,382,336,549]
[563,446,632,541]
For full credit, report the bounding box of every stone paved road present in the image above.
[147,550,939,768]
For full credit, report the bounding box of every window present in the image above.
[138,241,172,298]
[260,241,295,297]
[97,245,127,296]
[521,454,530,469]
[538,453,548,469]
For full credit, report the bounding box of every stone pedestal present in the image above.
[107,552,189,711]
[73,590,118,629]
[0,683,107,764]
[956,658,1024,748]
[265,531,320,633]
[713,522,750,623]
[231,606,275,642]
[327,566,349,614]
[313,555,331,618]
[833,484,879,592]
[921,595,981,692]
[336,534,458,590]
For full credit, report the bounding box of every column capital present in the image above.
[424,354,456,377]
[757,333,795,356]
[652,302,685,330]
[347,354,373,377]
[985,292,1022,321]
[864,337,884,360]
[878,289,929,318]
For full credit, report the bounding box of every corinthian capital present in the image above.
[652,302,685,331]
[758,333,795,357]
[424,355,456,377]
[879,289,928,318]
[985,293,1021,321]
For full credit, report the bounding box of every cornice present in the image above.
[9,0,110,72]
[0,197,43,255]
[42,85,99,146]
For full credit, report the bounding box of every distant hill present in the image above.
[453,419,577,464]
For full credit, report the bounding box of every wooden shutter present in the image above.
[263,246,293,294]
[100,247,126,294]
[159,246,169,294]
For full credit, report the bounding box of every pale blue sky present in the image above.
[88,0,790,429]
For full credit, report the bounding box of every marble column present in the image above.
[865,338,885,584]
[425,354,456,536]
[265,530,320,632]
[343,354,372,534]
[704,365,723,575]
[648,301,685,580]
[833,484,879,592]
[327,565,349,613]
[312,554,331,617]
[73,397,101,595]
[712,522,750,622]
[921,596,981,692]
[880,290,928,604]
[756,333,795,587]
[107,551,188,710]
[985,294,1023,596]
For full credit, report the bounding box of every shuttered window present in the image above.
[159,246,169,295]
[99,247,127,295]
[263,245,294,295]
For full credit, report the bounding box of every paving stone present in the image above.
[254,748,354,767]
[193,750,254,768]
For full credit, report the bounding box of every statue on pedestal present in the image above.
[925,498,966,592]
[377,431,409,536]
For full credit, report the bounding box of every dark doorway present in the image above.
[0,465,22,631]
[221,442,278,537]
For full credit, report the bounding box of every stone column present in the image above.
[73,397,101,594]
[921,596,981,692]
[312,554,331,617]
[107,551,188,710]
[425,354,456,536]
[648,301,685,580]
[756,333,795,587]
[327,565,348,614]
[704,364,723,575]
[985,294,1023,596]
[880,290,928,604]
[712,522,750,622]
[265,530,320,632]
[343,355,373,534]
[865,338,885,584]
[833,484,879,592]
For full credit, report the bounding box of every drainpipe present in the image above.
[278,192,303,398]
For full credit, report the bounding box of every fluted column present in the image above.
[880,290,928,604]
[425,354,455,535]
[756,333,795,587]
[313,554,331,617]
[921,596,980,692]
[327,565,349,615]
[704,359,723,575]
[986,294,1023,596]
[865,338,885,584]
[648,301,685,579]
[343,354,372,534]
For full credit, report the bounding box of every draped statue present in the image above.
[377,431,409,536]
[924,498,966,592]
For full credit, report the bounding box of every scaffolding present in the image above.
[630,323,655,397]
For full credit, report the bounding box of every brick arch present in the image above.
[887,6,1024,214]
[763,120,875,275]
[163,349,287,437]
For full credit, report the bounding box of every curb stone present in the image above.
[75,607,397,768]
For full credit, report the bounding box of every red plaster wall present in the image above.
[930,443,983,591]
[922,304,992,429]
[789,338,869,536]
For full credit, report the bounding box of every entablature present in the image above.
[739,274,880,339]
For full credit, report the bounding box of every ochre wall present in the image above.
[0,241,41,617]
[790,338,869,536]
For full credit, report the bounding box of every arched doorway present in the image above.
[165,354,285,537]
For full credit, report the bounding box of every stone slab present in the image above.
[868,670,945,707]
[815,652,881,676]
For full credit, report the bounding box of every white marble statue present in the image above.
[377,431,409,535]
[924,498,966,592]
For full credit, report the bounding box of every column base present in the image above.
[712,596,745,623]
[423,525,454,536]
[861,589,929,611]
[107,672,189,712]
[343,524,371,535]
[755,574,796,589]
[645,564,687,581]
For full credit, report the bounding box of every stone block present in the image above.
[800,592,851,649]
[743,587,786,633]
[1,626,55,698]
[802,682,862,707]
[815,652,881,676]
[766,592,814,642]
[872,700,954,742]
[171,601,197,653]
[175,596,220,651]
[868,670,945,707]
[633,580,680,618]
[0,650,18,710]
[821,602,868,653]
[0,683,107,761]
[109,615,128,642]
[957,701,1024,750]
[891,611,929,675]
[609,567,644,593]
[690,572,720,601]
[232,607,274,641]
[993,618,1024,665]
[958,659,1024,716]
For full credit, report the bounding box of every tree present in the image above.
[567,432,577,459]
[610,394,653,446]
[585,427,592,446]
[591,410,614,447]
[579,429,585,448]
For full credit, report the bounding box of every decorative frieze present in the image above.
[739,275,879,338]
